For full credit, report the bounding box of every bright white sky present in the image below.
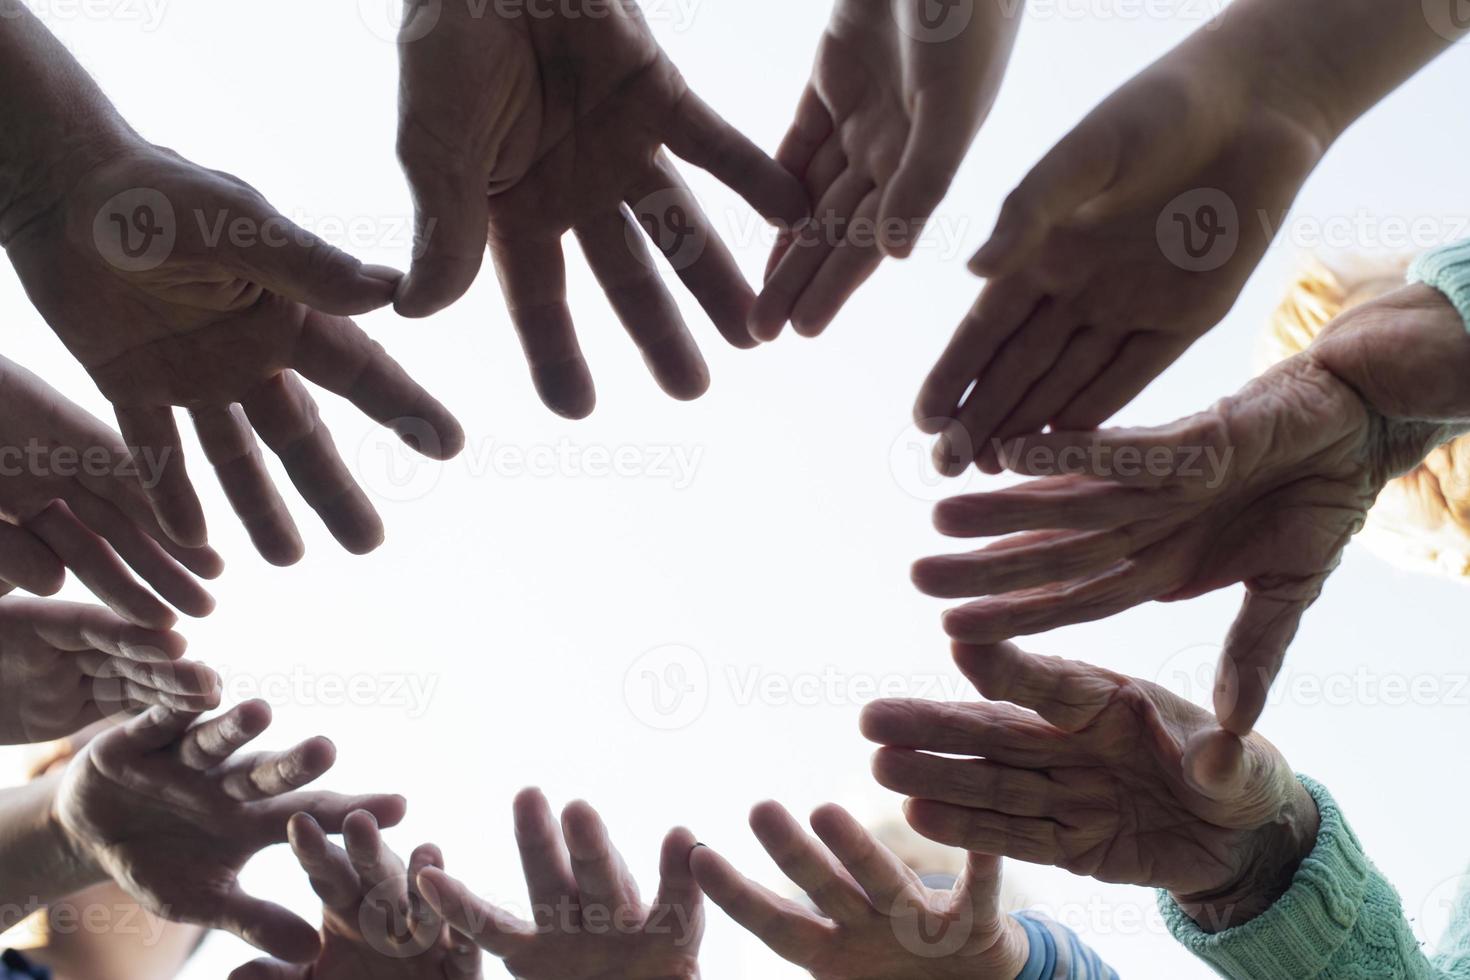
[2,1,1468,977]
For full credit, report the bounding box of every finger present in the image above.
[859,698,1084,768]
[574,208,710,400]
[903,800,1065,868]
[979,328,1122,472]
[293,310,465,461]
[631,156,759,351]
[996,414,1223,488]
[219,736,337,802]
[1051,332,1190,431]
[346,810,413,935]
[418,866,535,959]
[102,704,200,756]
[952,642,1123,732]
[940,561,1161,643]
[261,792,409,840]
[63,488,216,618]
[747,800,870,922]
[871,749,1077,818]
[652,826,702,933]
[666,88,809,228]
[912,527,1141,599]
[0,521,64,596]
[240,373,384,556]
[932,478,1151,538]
[18,596,187,662]
[114,405,207,549]
[953,852,1008,930]
[750,170,872,341]
[969,116,1118,277]
[443,934,482,978]
[178,699,273,771]
[87,674,211,714]
[79,462,224,580]
[76,651,219,703]
[789,186,884,338]
[488,237,595,420]
[807,803,924,917]
[512,787,577,923]
[191,405,304,567]
[408,843,447,937]
[945,302,1080,474]
[217,195,399,317]
[396,149,491,319]
[213,885,321,964]
[25,500,176,629]
[773,85,835,187]
[227,958,303,980]
[879,90,981,258]
[287,811,362,913]
[688,844,829,966]
[562,798,638,911]
[1216,591,1311,736]
[915,279,1045,438]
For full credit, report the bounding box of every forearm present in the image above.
[1207,0,1465,144]
[0,775,104,931]
[0,0,135,244]
[1161,777,1449,980]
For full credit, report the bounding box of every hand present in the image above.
[861,642,1319,932]
[690,801,1028,978]
[752,0,1021,340]
[5,141,465,560]
[417,788,704,979]
[229,810,481,980]
[395,0,807,417]
[915,19,1331,473]
[0,596,219,745]
[0,354,221,626]
[52,700,409,962]
[910,348,1432,734]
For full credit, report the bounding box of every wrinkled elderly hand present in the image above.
[229,810,481,980]
[417,788,703,979]
[861,642,1318,932]
[691,800,1028,978]
[6,142,464,561]
[53,700,409,962]
[750,0,1021,340]
[0,597,218,744]
[395,0,806,417]
[0,355,221,625]
[914,12,1331,471]
[911,346,1434,734]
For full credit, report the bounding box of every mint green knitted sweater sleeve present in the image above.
[1410,239,1470,329]
[1158,776,1470,979]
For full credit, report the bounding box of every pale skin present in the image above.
[0,700,410,963]
[752,0,1023,340]
[916,0,1469,473]
[394,0,807,417]
[861,642,1319,933]
[690,801,1029,979]
[229,810,482,979]
[416,788,704,979]
[0,597,219,745]
[0,1,465,560]
[914,283,1470,735]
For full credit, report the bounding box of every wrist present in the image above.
[1169,778,1319,933]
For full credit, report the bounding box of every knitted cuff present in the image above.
[1158,776,1368,977]
[1410,240,1470,331]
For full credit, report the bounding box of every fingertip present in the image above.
[259,534,307,568]
[235,698,274,735]
[298,735,337,775]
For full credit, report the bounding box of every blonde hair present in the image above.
[1263,256,1470,580]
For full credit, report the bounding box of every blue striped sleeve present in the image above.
[1014,911,1120,980]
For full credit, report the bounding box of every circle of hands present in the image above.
[0,0,1465,976]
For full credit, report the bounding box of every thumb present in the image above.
[394,154,491,318]
[878,90,982,259]
[216,195,401,316]
[1215,589,1313,736]
[215,886,322,964]
[954,851,1006,929]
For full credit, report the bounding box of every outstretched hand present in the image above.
[691,801,1028,978]
[229,810,481,980]
[6,143,464,561]
[417,788,704,979]
[753,0,1021,340]
[0,355,221,626]
[861,642,1318,931]
[396,0,807,417]
[53,700,409,962]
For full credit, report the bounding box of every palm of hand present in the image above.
[503,927,701,980]
[802,888,1014,980]
[313,915,459,980]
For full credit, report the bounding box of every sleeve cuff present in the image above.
[1157,776,1370,978]
[1410,240,1470,332]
